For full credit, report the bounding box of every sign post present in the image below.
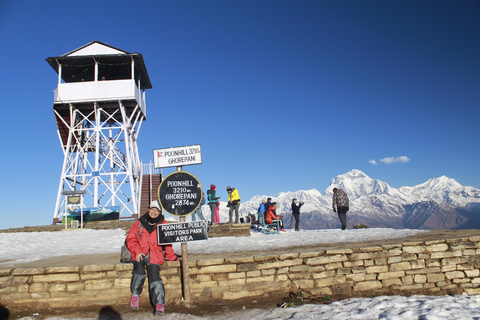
[153,144,202,169]
[158,221,208,244]
[157,166,203,306]
[62,190,86,229]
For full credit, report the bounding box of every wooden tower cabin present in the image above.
[47,41,160,224]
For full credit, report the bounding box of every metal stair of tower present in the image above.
[139,164,162,216]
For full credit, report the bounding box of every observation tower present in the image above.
[46,41,152,224]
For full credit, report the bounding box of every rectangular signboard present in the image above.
[153,144,202,169]
[157,221,208,244]
[69,206,120,222]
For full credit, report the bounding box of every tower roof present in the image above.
[46,41,152,90]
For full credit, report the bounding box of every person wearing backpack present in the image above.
[192,192,205,221]
[332,188,350,230]
[226,186,241,223]
[207,184,221,224]
[126,201,178,315]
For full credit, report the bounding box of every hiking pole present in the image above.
[288,212,294,230]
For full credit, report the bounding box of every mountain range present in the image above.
[215,169,480,230]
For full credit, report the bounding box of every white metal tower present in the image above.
[47,41,152,224]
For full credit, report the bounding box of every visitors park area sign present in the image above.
[153,144,202,169]
[158,171,202,216]
[158,221,208,244]
[157,171,207,243]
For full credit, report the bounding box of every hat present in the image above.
[292,198,297,201]
[149,200,161,212]
[226,186,233,192]
[210,184,216,190]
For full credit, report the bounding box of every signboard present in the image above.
[153,144,202,169]
[67,196,81,205]
[158,171,202,216]
[158,221,208,244]
[69,206,120,222]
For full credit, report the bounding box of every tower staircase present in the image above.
[139,164,162,217]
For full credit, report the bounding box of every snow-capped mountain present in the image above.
[230,170,480,230]
[399,176,480,207]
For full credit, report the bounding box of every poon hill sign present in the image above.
[153,144,202,168]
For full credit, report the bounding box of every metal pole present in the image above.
[80,193,84,229]
[177,166,191,305]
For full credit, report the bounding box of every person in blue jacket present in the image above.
[257,200,266,225]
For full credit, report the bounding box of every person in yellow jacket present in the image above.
[226,186,241,223]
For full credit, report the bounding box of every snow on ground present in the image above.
[0,227,426,266]
[1,228,480,319]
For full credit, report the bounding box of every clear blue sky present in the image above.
[1,0,479,229]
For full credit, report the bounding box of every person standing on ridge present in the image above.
[291,198,304,231]
[332,188,349,230]
[214,198,221,224]
[257,200,266,225]
[226,186,240,223]
[126,200,178,315]
[192,191,205,221]
[207,185,220,224]
[264,197,272,214]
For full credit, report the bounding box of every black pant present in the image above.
[337,206,348,230]
[272,218,283,229]
[293,213,300,230]
[131,253,165,305]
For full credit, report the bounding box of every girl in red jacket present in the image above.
[126,201,178,315]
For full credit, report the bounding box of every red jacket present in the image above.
[265,207,278,224]
[126,220,177,264]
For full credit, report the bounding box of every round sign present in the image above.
[158,171,202,216]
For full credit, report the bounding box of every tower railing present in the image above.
[54,79,146,115]
[142,162,162,176]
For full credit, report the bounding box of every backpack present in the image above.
[120,224,143,263]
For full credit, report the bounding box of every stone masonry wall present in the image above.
[1,235,480,311]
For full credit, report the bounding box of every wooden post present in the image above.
[177,166,191,305]
[180,215,191,305]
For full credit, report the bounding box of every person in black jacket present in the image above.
[264,197,272,214]
[291,198,304,231]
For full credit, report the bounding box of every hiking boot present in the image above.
[154,303,165,315]
[280,229,286,232]
[130,294,139,310]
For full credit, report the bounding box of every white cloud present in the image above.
[380,156,410,164]
[368,159,378,165]
[380,157,396,164]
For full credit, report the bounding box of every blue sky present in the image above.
[1,0,479,229]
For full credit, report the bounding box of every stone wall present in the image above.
[1,235,479,311]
